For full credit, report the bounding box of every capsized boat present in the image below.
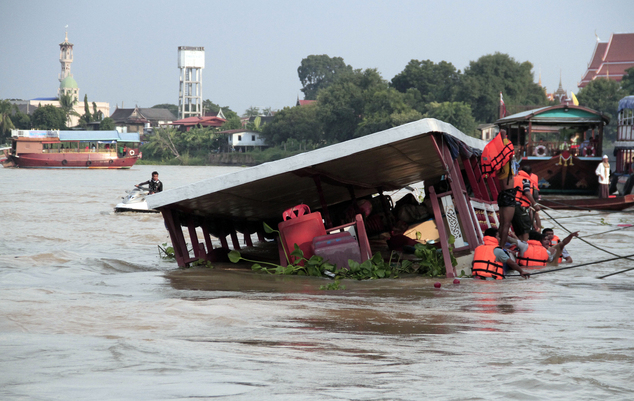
[2,129,141,169]
[114,186,159,213]
[146,118,503,277]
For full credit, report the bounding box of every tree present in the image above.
[202,100,238,120]
[355,87,422,137]
[298,55,353,100]
[92,102,103,121]
[423,102,477,136]
[31,105,66,130]
[58,93,80,127]
[243,106,260,117]
[621,67,634,95]
[12,111,31,130]
[99,117,115,130]
[261,104,322,145]
[317,68,386,142]
[457,52,547,122]
[391,59,461,105]
[0,100,16,144]
[151,103,179,117]
[78,94,92,127]
[221,116,242,130]
[576,78,624,142]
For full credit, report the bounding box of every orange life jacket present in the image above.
[472,236,505,279]
[517,240,549,266]
[481,134,514,178]
[550,235,562,263]
[530,173,539,196]
[514,170,532,208]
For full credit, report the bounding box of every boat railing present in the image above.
[523,140,600,158]
[42,148,118,154]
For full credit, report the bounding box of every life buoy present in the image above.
[61,159,68,166]
[109,159,114,164]
[86,161,92,166]
[129,150,135,156]
[534,145,547,157]
[583,147,595,157]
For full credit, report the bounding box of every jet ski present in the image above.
[114,186,159,213]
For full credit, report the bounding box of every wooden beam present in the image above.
[428,186,456,278]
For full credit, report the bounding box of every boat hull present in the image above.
[522,155,601,194]
[11,152,137,169]
[541,194,634,211]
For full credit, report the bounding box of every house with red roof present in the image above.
[169,115,226,132]
[579,33,634,88]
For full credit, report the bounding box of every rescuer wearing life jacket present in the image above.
[472,228,530,279]
[509,230,578,267]
[481,129,517,248]
[520,165,541,232]
[512,165,541,242]
[542,228,573,263]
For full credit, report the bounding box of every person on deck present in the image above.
[542,228,572,263]
[509,230,578,267]
[472,228,530,280]
[136,171,163,195]
[596,155,610,198]
[481,129,516,248]
[512,165,541,241]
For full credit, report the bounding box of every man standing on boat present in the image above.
[136,171,163,195]
[481,129,516,248]
[596,155,610,198]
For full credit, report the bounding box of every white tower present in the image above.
[178,46,205,119]
[58,30,79,102]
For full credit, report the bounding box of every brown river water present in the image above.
[1,165,634,400]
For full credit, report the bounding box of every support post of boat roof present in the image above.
[256,229,265,242]
[187,218,204,260]
[486,174,500,201]
[463,155,484,200]
[243,232,253,247]
[230,230,241,250]
[377,187,394,231]
[219,235,229,250]
[598,122,604,156]
[201,225,215,259]
[454,157,483,246]
[428,185,456,278]
[312,175,333,228]
[162,208,188,267]
[527,121,533,156]
[432,134,479,252]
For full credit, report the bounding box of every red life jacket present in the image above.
[514,170,532,208]
[481,134,514,178]
[517,240,549,266]
[550,235,562,263]
[530,173,539,196]
[472,236,505,279]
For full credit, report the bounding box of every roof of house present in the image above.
[170,115,226,127]
[110,107,175,124]
[215,129,259,135]
[579,33,634,88]
[297,99,317,106]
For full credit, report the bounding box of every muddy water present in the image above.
[1,165,634,400]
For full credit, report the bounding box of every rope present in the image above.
[598,266,634,279]
[579,225,634,239]
[506,252,634,277]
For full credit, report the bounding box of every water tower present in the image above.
[177,46,205,119]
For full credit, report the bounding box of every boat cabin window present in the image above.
[618,108,634,141]
[509,126,599,159]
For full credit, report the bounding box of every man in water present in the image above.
[542,228,573,263]
[472,228,530,280]
[509,230,578,266]
[136,171,163,195]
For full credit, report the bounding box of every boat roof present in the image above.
[11,130,140,142]
[147,118,485,221]
[495,104,610,126]
[618,96,634,113]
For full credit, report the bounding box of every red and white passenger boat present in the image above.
[1,130,141,169]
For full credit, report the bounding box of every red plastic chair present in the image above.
[278,205,326,265]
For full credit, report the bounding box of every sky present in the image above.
[1,0,632,118]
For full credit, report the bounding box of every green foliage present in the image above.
[58,93,79,126]
[576,78,624,142]
[320,280,345,291]
[298,54,353,100]
[458,52,547,122]
[621,67,634,96]
[99,117,115,130]
[355,87,423,137]
[141,127,224,163]
[31,104,66,130]
[192,259,214,268]
[261,104,323,145]
[243,106,261,118]
[413,235,457,277]
[391,59,461,104]
[11,111,31,130]
[158,243,176,259]
[81,94,92,125]
[151,103,179,117]
[202,100,238,120]
[423,102,477,137]
[92,102,103,121]
[221,116,242,130]
[0,100,16,144]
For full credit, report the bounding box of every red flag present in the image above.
[499,92,507,118]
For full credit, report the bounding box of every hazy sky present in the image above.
[1,0,632,118]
